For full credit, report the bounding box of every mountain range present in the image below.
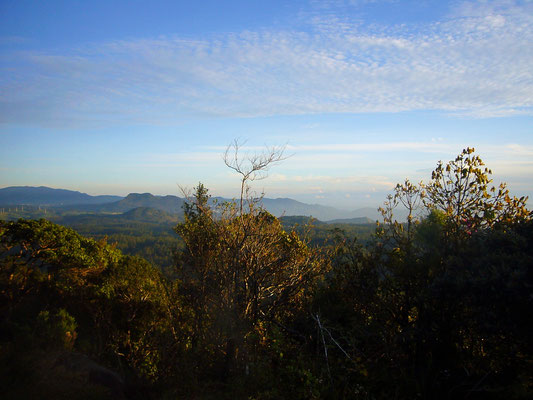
[0,186,123,206]
[0,186,382,222]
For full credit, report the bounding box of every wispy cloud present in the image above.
[288,141,454,153]
[1,0,532,127]
[267,172,396,189]
[142,151,222,165]
[502,143,533,157]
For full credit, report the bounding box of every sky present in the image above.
[1,0,532,210]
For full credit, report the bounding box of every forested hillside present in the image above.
[1,149,532,399]
[0,186,386,222]
[0,207,374,274]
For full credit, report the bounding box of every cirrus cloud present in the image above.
[1,0,532,127]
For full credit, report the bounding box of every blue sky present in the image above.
[1,0,532,209]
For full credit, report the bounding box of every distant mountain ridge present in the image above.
[98,193,186,214]
[260,198,347,221]
[0,186,123,206]
[0,186,381,222]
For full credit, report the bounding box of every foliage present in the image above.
[0,218,173,397]
[173,183,325,391]
[425,147,531,240]
[0,147,531,399]
[36,308,78,349]
[318,148,533,399]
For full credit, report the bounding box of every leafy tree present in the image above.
[174,184,323,385]
[0,218,174,395]
[36,308,78,349]
[318,148,532,399]
[425,147,531,242]
[173,143,324,394]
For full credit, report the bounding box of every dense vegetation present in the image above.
[1,148,531,399]
[0,207,373,274]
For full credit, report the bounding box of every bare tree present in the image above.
[223,139,287,215]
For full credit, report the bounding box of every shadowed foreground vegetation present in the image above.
[1,149,532,399]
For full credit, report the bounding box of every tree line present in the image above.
[0,147,531,399]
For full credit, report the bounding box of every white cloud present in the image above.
[503,144,533,157]
[288,141,454,153]
[1,0,533,126]
[143,152,221,164]
[268,172,396,189]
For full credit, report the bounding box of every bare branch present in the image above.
[223,139,288,215]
